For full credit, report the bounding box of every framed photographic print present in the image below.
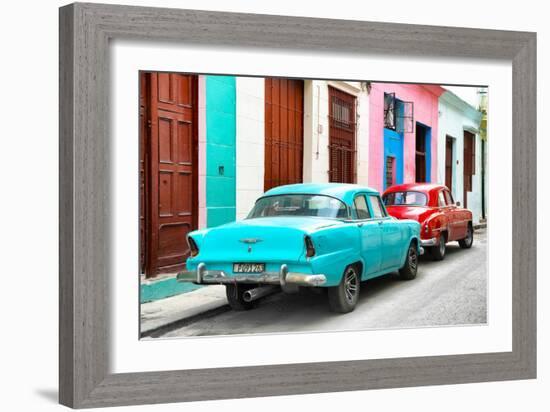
[59,2,536,408]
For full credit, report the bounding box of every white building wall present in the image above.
[467,133,484,225]
[235,77,265,220]
[438,94,483,224]
[356,84,370,185]
[303,80,330,183]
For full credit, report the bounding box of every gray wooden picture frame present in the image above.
[59,2,536,408]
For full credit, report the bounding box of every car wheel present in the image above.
[458,224,474,249]
[430,232,446,261]
[225,284,256,311]
[328,265,360,313]
[399,242,418,280]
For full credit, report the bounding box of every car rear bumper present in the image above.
[177,263,327,287]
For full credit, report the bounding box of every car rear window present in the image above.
[247,194,349,219]
[383,191,428,206]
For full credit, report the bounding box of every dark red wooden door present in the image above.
[328,87,356,183]
[445,136,453,191]
[140,73,198,277]
[264,78,304,191]
[463,131,475,208]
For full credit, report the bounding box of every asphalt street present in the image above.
[160,228,487,338]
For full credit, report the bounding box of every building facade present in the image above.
[140,73,371,277]
[437,90,484,224]
[139,73,485,279]
[367,83,444,193]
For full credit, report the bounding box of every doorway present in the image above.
[264,78,304,191]
[463,130,476,208]
[139,72,199,277]
[328,86,357,183]
[415,122,431,183]
[445,136,454,191]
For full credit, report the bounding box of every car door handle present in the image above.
[357,223,364,227]
[378,220,383,225]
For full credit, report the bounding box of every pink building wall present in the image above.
[368,83,444,193]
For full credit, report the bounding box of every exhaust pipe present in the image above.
[243,285,279,303]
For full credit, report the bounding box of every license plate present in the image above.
[233,263,265,273]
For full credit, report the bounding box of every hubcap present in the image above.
[409,247,418,272]
[439,237,446,255]
[344,268,358,303]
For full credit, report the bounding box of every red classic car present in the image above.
[382,183,473,260]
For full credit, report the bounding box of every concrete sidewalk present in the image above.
[140,285,228,336]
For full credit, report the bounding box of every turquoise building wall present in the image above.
[205,76,237,227]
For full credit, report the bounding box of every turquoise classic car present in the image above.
[177,183,421,313]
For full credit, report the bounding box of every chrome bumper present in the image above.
[177,263,327,287]
[420,237,438,247]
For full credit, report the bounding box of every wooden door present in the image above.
[141,73,198,277]
[445,136,453,191]
[415,123,427,183]
[463,131,475,208]
[264,78,304,191]
[328,87,356,183]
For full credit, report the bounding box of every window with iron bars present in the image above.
[384,92,414,133]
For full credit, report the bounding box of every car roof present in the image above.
[383,182,447,195]
[263,183,379,204]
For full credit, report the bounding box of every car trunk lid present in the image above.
[198,217,341,263]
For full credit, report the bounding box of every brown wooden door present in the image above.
[140,73,198,277]
[445,136,453,191]
[328,87,356,183]
[463,131,475,208]
[264,78,304,191]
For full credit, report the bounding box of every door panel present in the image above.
[264,78,304,191]
[142,72,198,277]
[367,194,403,269]
[358,221,382,277]
[379,220,404,269]
[329,87,356,183]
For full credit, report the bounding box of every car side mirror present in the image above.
[456,201,461,207]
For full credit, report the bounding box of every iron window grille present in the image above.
[384,92,414,133]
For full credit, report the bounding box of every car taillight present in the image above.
[305,236,315,258]
[187,236,199,257]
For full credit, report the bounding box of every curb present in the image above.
[141,303,231,338]
[140,285,228,336]
[140,274,203,304]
